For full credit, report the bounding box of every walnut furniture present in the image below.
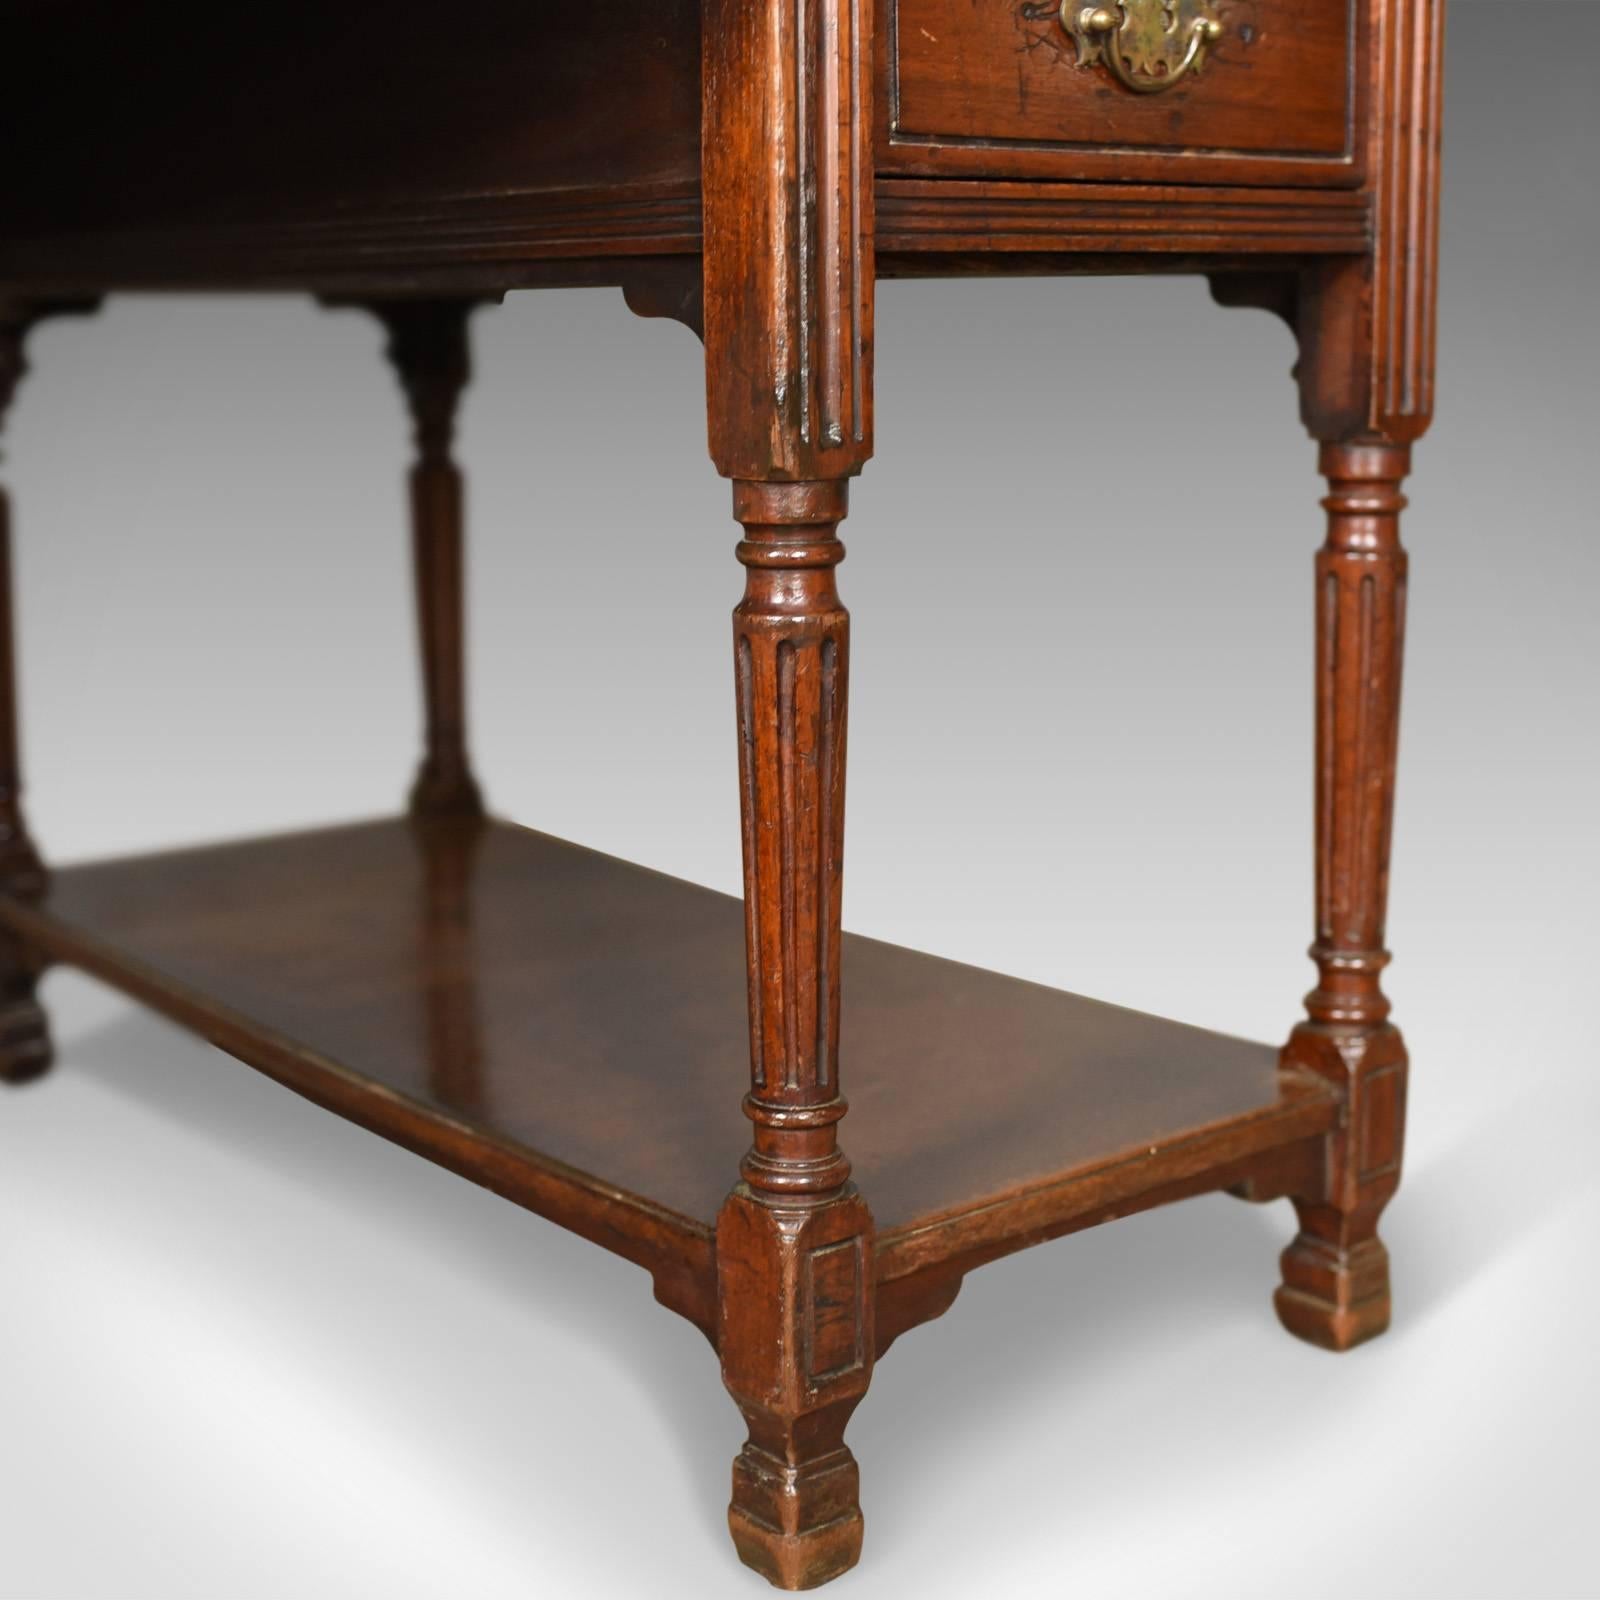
[0,2,1442,1587]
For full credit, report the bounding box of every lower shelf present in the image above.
[1,816,1337,1336]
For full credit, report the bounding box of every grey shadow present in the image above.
[46,999,736,1550]
[1391,1088,1596,1331]
[857,1080,1590,1553]
[46,992,1583,1576]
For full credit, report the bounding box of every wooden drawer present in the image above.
[883,0,1363,187]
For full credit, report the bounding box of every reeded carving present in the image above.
[1371,0,1445,439]
[702,0,874,480]
[1279,441,1412,1352]
[703,2,877,1580]
[720,477,873,1589]
[1303,443,1408,1032]
[731,479,852,1200]
[1208,0,1443,446]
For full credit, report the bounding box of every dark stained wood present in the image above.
[0,0,1445,1582]
[0,305,52,1083]
[620,259,707,342]
[1272,441,1411,1351]
[366,300,489,821]
[879,181,1371,256]
[0,308,46,904]
[1206,0,1442,1353]
[703,0,879,1571]
[0,0,1426,299]
[0,814,1338,1276]
[0,3,702,238]
[882,0,1363,186]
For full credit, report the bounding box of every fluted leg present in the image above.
[700,0,876,1574]
[374,300,485,821]
[719,481,872,1589]
[0,309,51,1083]
[1277,441,1411,1351]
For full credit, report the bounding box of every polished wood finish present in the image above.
[703,0,878,1575]
[885,0,1360,185]
[1276,440,1410,1349]
[878,180,1371,256]
[0,4,702,246]
[0,0,1444,1586]
[369,299,488,821]
[1209,0,1441,1351]
[0,309,44,903]
[0,814,1340,1317]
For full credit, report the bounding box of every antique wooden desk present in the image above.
[0,2,1441,1588]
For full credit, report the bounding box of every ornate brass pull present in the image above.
[1025,0,1226,95]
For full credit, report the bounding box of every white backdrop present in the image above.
[3,7,1596,1596]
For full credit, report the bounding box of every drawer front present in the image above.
[885,0,1361,186]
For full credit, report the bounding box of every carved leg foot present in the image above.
[1276,1205,1391,1352]
[1276,1023,1406,1352]
[729,1422,864,1591]
[719,1188,873,1590]
[0,946,51,1084]
[1276,442,1410,1351]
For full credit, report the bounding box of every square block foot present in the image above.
[729,1504,864,1591]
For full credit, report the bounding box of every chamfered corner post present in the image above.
[1276,0,1443,1353]
[0,305,54,1082]
[702,0,877,1584]
[371,299,487,823]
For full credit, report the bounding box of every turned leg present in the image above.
[721,481,873,1589]
[374,300,485,821]
[702,0,876,1583]
[1277,442,1411,1351]
[0,307,52,1083]
[1242,7,1441,1348]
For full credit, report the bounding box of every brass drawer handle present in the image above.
[1025,0,1225,95]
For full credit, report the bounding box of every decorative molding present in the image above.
[1355,1059,1405,1185]
[1369,0,1445,438]
[3,166,1395,297]
[1305,444,1408,1033]
[885,0,1362,186]
[702,0,874,480]
[718,1187,874,1587]
[619,258,705,341]
[1275,441,1412,1352]
[0,184,703,291]
[732,481,852,1198]
[376,300,475,464]
[804,1236,868,1384]
[878,181,1370,256]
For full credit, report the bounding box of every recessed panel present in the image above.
[889,0,1355,181]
